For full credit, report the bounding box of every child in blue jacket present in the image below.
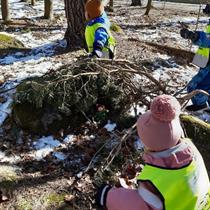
[180,22,210,111]
[85,0,116,59]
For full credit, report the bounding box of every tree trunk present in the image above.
[44,0,53,19]
[131,0,142,6]
[104,0,113,12]
[1,0,10,21]
[109,0,113,7]
[64,0,86,48]
[145,0,152,15]
[31,0,35,6]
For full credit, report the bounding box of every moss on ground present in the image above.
[16,192,68,210]
[0,165,19,203]
[0,33,27,55]
[110,23,123,33]
[43,193,66,206]
[17,198,33,210]
[180,114,210,146]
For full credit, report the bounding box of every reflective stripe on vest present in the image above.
[137,139,210,210]
[192,25,210,68]
[85,22,116,55]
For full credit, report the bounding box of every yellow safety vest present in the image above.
[137,139,210,210]
[85,22,116,58]
[192,25,210,68]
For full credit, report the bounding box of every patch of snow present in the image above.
[104,121,117,132]
[32,136,66,160]
[53,152,66,161]
[0,0,70,164]
[0,39,67,65]
[134,138,144,151]
[129,104,147,116]
[177,17,210,25]
[1,0,64,19]
[0,97,13,126]
[153,67,164,80]
[0,151,21,163]
[33,147,54,161]
[76,171,83,179]
[0,32,15,37]
[33,136,61,150]
[63,135,74,144]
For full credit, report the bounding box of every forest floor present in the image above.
[0,1,210,209]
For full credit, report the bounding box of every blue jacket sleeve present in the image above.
[93,27,109,50]
[193,31,210,48]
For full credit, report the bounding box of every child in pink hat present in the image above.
[96,95,210,210]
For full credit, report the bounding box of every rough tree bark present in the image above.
[131,0,142,6]
[1,0,10,21]
[145,0,152,15]
[64,0,86,48]
[108,0,114,11]
[104,0,113,12]
[44,0,53,19]
[109,0,113,7]
[31,0,35,6]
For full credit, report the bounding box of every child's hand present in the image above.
[90,49,103,58]
[96,184,112,207]
[180,28,199,42]
[180,28,191,39]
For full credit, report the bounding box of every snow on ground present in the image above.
[0,0,66,126]
[32,136,64,161]
[0,0,70,162]
[104,121,117,132]
[0,0,64,19]
[0,1,210,164]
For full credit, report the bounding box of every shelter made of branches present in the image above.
[12,58,169,134]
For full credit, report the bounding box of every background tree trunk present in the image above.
[1,0,10,21]
[145,0,152,15]
[44,0,53,19]
[104,0,114,12]
[131,0,142,6]
[107,0,114,11]
[109,0,113,7]
[64,0,86,48]
[31,0,35,6]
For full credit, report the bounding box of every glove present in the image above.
[95,184,112,207]
[89,49,103,58]
[89,42,104,58]
[180,28,199,42]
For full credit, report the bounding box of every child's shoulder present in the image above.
[88,12,109,26]
[96,12,109,24]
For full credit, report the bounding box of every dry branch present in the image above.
[178,89,210,108]
[102,122,137,171]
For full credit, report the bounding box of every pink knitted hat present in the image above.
[137,95,183,151]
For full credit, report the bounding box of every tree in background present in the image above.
[1,0,10,21]
[64,0,86,48]
[131,0,142,6]
[109,0,113,8]
[145,0,152,15]
[44,0,53,19]
[31,0,35,6]
[103,0,114,12]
